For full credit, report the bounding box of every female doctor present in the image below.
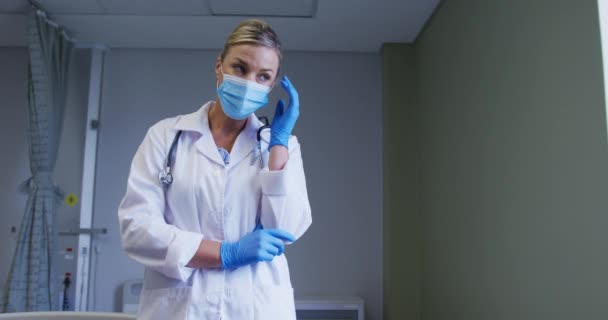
[118,19,312,320]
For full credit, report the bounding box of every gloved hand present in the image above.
[269,76,300,150]
[220,229,296,270]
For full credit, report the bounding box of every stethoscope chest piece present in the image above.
[158,130,183,187]
[158,167,173,186]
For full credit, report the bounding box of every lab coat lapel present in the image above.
[174,102,265,168]
[174,102,226,167]
[228,113,263,169]
[196,105,226,167]
[229,133,256,169]
[195,133,226,166]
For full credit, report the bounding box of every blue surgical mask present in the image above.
[217,73,272,120]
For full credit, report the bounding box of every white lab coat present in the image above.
[118,101,312,320]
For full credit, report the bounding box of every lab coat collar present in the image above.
[174,101,266,168]
[174,102,211,134]
[230,108,265,169]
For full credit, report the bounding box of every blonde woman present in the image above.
[118,19,312,320]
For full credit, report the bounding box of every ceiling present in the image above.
[0,0,440,52]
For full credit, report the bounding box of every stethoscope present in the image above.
[158,116,271,187]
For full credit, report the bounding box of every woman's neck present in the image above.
[208,99,247,151]
[209,100,247,134]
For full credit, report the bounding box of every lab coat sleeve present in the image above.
[259,135,312,241]
[118,122,203,282]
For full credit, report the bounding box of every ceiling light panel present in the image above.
[32,0,210,16]
[208,0,317,18]
[96,0,210,16]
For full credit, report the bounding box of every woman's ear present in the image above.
[215,58,222,78]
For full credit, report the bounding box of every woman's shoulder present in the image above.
[148,116,180,133]
[140,114,186,149]
[147,102,209,136]
[147,102,212,136]
[143,116,179,140]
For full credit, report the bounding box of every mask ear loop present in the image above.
[217,62,224,90]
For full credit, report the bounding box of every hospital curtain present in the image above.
[2,7,73,312]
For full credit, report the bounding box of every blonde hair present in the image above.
[220,19,282,63]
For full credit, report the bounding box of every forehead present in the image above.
[224,44,279,71]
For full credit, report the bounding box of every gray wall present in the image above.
[90,49,384,320]
[0,47,90,308]
[382,44,421,320]
[415,0,608,319]
[0,48,29,298]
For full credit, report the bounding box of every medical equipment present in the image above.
[61,273,71,311]
[157,130,182,187]
[121,279,143,314]
[158,116,271,187]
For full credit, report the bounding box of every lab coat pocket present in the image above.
[223,288,254,320]
[253,285,297,320]
[137,287,192,320]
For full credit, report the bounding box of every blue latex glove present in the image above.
[269,76,300,150]
[220,229,296,270]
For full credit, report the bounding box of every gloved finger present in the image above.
[281,76,299,106]
[265,229,296,243]
[258,251,275,262]
[264,235,285,255]
[262,242,280,256]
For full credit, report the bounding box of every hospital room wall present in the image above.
[382,44,421,320]
[414,0,608,319]
[0,48,30,304]
[0,47,91,307]
[90,49,384,319]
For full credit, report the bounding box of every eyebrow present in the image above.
[233,57,275,74]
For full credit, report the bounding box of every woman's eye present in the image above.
[259,74,270,82]
[232,65,245,74]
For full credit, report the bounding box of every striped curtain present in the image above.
[2,7,73,312]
